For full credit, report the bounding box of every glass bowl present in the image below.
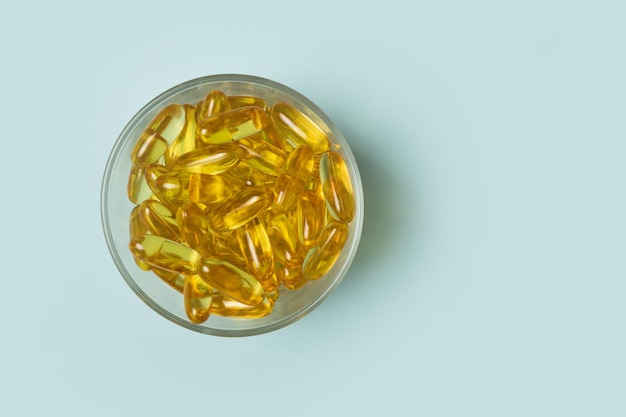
[101,74,364,336]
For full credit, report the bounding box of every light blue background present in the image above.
[1,1,624,415]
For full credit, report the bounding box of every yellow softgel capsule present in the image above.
[129,234,201,274]
[137,199,182,242]
[127,165,152,204]
[154,171,232,206]
[130,129,168,168]
[267,213,304,268]
[183,274,213,324]
[273,173,305,212]
[296,189,326,248]
[302,221,349,280]
[210,186,274,231]
[165,104,197,168]
[228,95,267,109]
[130,205,151,271]
[198,90,229,121]
[175,202,212,252]
[197,106,270,145]
[269,102,330,154]
[210,293,274,318]
[199,258,265,306]
[320,151,355,223]
[148,103,186,143]
[236,135,286,176]
[236,217,274,280]
[170,143,242,175]
[284,145,315,182]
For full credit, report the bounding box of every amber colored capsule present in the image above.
[302,221,349,280]
[148,103,186,143]
[130,129,168,168]
[236,217,274,280]
[284,145,315,182]
[269,102,330,154]
[165,105,197,168]
[320,151,355,223]
[210,186,274,231]
[237,135,286,176]
[198,90,229,121]
[129,234,201,274]
[228,95,267,109]
[137,199,182,242]
[129,205,147,238]
[274,261,306,289]
[170,143,242,175]
[199,258,265,306]
[267,214,303,268]
[175,202,212,252]
[183,274,213,324]
[152,266,185,293]
[197,106,270,145]
[127,165,152,204]
[273,173,305,212]
[296,189,326,248]
[154,171,232,206]
[210,293,274,318]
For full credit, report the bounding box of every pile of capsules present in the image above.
[126,90,355,324]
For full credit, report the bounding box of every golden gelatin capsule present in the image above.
[320,151,355,223]
[183,274,213,324]
[210,293,274,318]
[237,135,286,176]
[165,104,197,167]
[302,221,349,280]
[170,143,242,175]
[220,161,274,189]
[129,234,201,274]
[236,217,274,280]
[138,199,182,242]
[273,173,305,212]
[210,186,274,231]
[267,213,304,268]
[197,106,269,145]
[228,95,267,109]
[269,102,330,154]
[188,173,233,203]
[284,145,315,182]
[296,189,326,248]
[148,103,186,143]
[152,266,185,293]
[175,202,212,252]
[129,205,147,238]
[130,129,168,168]
[127,165,153,204]
[198,90,229,121]
[274,261,306,289]
[199,258,265,306]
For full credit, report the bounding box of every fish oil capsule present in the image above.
[138,199,182,242]
[256,122,285,151]
[228,95,267,109]
[320,151,355,223]
[296,189,326,248]
[284,145,315,182]
[302,221,349,280]
[154,171,232,206]
[130,129,168,168]
[199,258,265,306]
[267,213,304,268]
[236,217,274,280]
[148,103,186,143]
[220,161,274,189]
[170,143,242,175]
[152,266,185,293]
[198,90,229,121]
[273,173,306,212]
[197,106,270,145]
[183,274,213,324]
[274,261,306,290]
[127,165,153,204]
[210,293,274,318]
[176,202,213,253]
[237,134,286,176]
[210,186,274,231]
[269,102,330,154]
[130,234,201,274]
[165,105,197,167]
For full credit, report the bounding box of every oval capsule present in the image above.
[127,165,153,204]
[302,221,349,280]
[154,171,232,206]
[137,199,182,242]
[236,217,274,280]
[199,258,265,306]
[198,90,230,121]
[148,103,186,143]
[210,293,274,318]
[236,134,286,176]
[197,106,270,145]
[130,129,168,168]
[165,104,197,167]
[129,234,201,274]
[176,202,212,253]
[273,173,305,212]
[284,145,314,182]
[296,189,326,248]
[267,213,303,268]
[210,186,274,231]
[170,143,242,175]
[320,151,355,223]
[269,102,330,154]
[183,274,213,324]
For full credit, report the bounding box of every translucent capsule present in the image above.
[165,105,197,167]
[274,261,306,290]
[199,258,265,306]
[228,95,267,109]
[197,106,270,145]
[176,202,212,253]
[129,205,147,238]
[220,161,274,189]
[269,102,330,154]
[183,274,213,324]
[284,145,315,182]
[296,189,326,248]
[237,135,286,176]
[210,186,274,231]
[148,103,186,143]
[129,234,201,274]
[130,129,168,168]
[152,266,186,293]
[302,221,349,280]
[258,123,286,151]
[267,214,303,268]
[137,199,182,242]
[170,143,242,175]
[236,217,274,280]
[127,165,152,204]
[210,293,274,318]
[198,90,229,121]
[273,173,305,212]
[320,151,355,223]
[154,171,232,206]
